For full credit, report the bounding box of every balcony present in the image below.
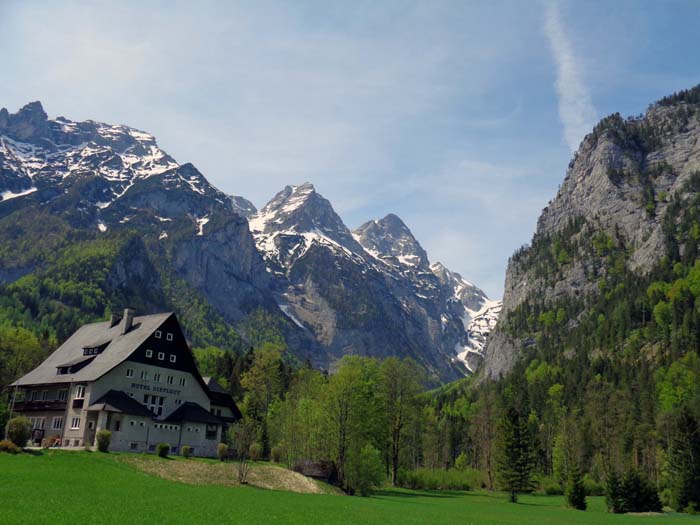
[13,399,68,412]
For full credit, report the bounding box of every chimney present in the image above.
[120,307,135,335]
[109,312,122,328]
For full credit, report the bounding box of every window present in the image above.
[130,443,138,450]
[70,417,81,430]
[130,420,135,427]
[170,354,177,363]
[155,330,162,339]
[126,368,134,378]
[41,390,49,401]
[74,385,85,399]
[52,417,63,430]
[73,439,80,447]
[171,446,178,454]
[114,420,121,432]
[154,373,161,383]
[179,377,186,386]
[166,333,173,341]
[187,427,192,432]
[58,390,68,401]
[139,422,145,427]
[158,352,165,361]
[129,392,134,398]
[145,395,165,416]
[175,399,182,405]
[148,444,156,452]
[206,424,218,440]
[31,390,39,401]
[87,421,95,430]
[140,370,148,380]
[167,376,174,385]
[146,349,153,358]
[29,417,45,430]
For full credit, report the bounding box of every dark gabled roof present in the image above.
[56,355,96,369]
[202,377,242,419]
[164,402,221,425]
[87,390,154,418]
[12,312,172,387]
[202,376,227,393]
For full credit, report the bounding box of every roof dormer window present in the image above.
[155,330,162,339]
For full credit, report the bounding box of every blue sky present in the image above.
[2,0,699,297]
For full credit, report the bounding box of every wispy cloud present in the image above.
[544,1,597,152]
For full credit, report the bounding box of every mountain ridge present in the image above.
[0,101,499,382]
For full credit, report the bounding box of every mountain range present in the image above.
[0,101,500,383]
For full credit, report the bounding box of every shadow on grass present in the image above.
[373,489,464,499]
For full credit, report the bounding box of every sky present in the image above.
[1,0,700,297]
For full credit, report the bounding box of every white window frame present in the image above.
[126,368,134,378]
[58,389,68,401]
[154,373,161,383]
[146,349,153,358]
[141,370,149,381]
[158,352,165,361]
[30,417,45,430]
[179,377,186,386]
[41,390,49,401]
[51,417,63,430]
[167,376,174,385]
[166,333,173,341]
[170,354,177,363]
[31,390,39,401]
[155,330,162,339]
[74,385,85,399]
[70,417,81,430]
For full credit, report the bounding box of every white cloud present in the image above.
[544,1,597,152]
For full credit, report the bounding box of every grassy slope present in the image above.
[0,452,695,525]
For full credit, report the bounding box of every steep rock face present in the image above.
[250,188,500,380]
[483,87,700,378]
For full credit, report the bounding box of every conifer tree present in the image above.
[565,460,587,510]
[669,406,700,512]
[496,406,535,503]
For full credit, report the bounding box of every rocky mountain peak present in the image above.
[354,213,430,270]
[0,101,49,142]
[249,182,362,255]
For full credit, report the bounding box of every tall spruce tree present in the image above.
[669,406,700,512]
[565,460,587,510]
[496,405,535,502]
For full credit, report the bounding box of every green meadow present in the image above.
[0,451,696,525]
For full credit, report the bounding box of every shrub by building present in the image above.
[96,430,111,452]
[0,439,21,454]
[6,416,32,448]
[157,443,170,458]
[181,445,193,458]
[217,442,228,462]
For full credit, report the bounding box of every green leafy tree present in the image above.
[380,357,422,485]
[346,444,385,496]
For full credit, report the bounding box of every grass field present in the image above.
[0,451,698,524]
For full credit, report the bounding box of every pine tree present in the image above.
[605,470,625,513]
[496,406,535,503]
[565,461,587,510]
[669,406,700,512]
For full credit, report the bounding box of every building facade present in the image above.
[10,309,240,457]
